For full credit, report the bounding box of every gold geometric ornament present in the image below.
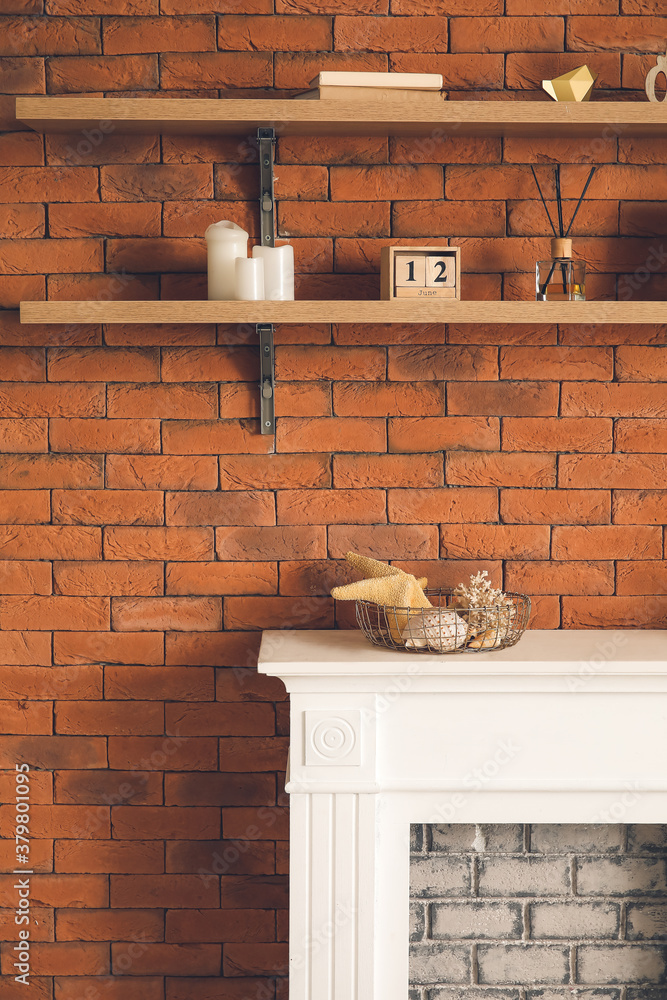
[542,65,598,102]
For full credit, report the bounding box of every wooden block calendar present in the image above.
[380,246,460,300]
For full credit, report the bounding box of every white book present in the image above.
[310,71,443,91]
[295,86,444,102]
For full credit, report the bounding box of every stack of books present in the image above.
[295,71,444,103]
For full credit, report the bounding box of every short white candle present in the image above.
[205,220,248,300]
[235,256,264,300]
[252,244,295,300]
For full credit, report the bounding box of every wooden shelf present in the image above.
[15,97,667,138]
[19,299,667,326]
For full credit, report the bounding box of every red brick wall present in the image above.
[1,4,666,999]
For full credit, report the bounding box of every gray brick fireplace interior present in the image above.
[409,824,667,998]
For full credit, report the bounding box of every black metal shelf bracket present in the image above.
[257,126,276,248]
[257,126,276,436]
[258,323,275,435]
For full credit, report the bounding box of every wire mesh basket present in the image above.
[356,588,531,654]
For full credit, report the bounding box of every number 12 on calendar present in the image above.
[380,246,460,301]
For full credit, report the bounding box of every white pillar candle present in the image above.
[205,220,249,300]
[252,244,295,300]
[235,256,264,300]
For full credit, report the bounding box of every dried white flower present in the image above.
[451,570,513,639]
[452,570,508,610]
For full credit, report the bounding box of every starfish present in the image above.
[331,552,432,642]
[332,552,431,606]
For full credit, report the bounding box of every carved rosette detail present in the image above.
[312,717,356,759]
[304,709,362,766]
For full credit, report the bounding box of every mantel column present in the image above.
[286,694,380,1000]
[289,791,379,1000]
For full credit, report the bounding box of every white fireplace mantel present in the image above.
[258,628,667,1000]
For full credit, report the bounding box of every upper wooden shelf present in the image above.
[15,97,667,137]
[19,300,667,326]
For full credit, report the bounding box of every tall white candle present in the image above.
[205,221,248,300]
[235,256,264,300]
[252,244,295,300]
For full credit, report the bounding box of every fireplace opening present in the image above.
[410,824,667,997]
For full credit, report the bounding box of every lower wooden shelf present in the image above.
[15,97,667,138]
[19,299,667,325]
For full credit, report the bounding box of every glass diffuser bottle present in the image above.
[536,237,586,302]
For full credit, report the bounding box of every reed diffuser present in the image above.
[532,164,595,302]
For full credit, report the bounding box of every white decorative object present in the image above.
[235,256,264,300]
[313,71,443,90]
[645,49,667,103]
[258,627,667,1000]
[252,244,295,300]
[401,608,467,651]
[304,710,361,766]
[205,220,248,301]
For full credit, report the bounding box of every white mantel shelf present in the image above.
[258,628,667,1000]
[259,628,667,690]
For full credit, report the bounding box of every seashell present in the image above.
[467,628,502,649]
[466,606,516,644]
[401,608,468,652]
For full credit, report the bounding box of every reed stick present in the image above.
[530,165,557,237]
[565,165,596,237]
[536,165,596,298]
